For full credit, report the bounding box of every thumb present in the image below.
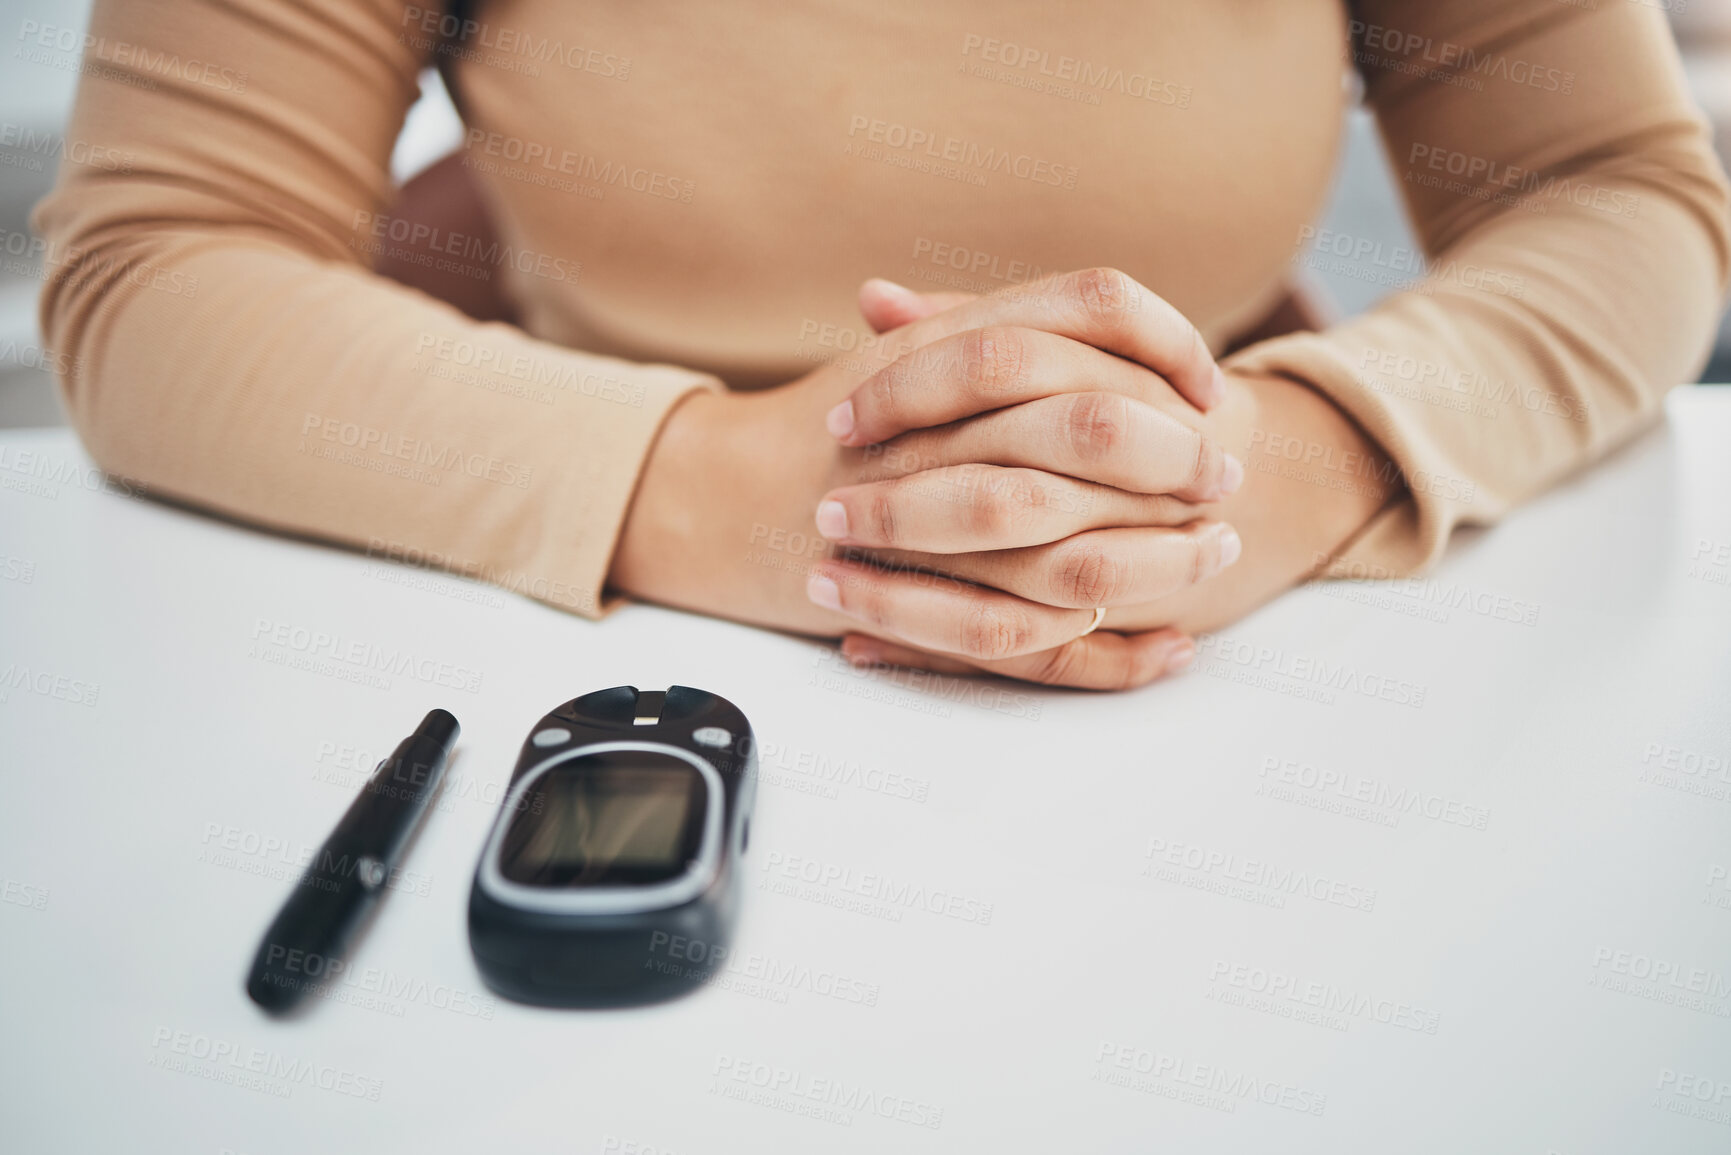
[857,278,978,334]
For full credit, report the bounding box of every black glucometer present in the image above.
[467,686,757,1007]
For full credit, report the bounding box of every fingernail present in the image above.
[866,277,917,302]
[826,399,855,440]
[1165,641,1196,675]
[806,573,842,610]
[815,500,849,540]
[1219,527,1243,568]
[1221,453,1244,496]
[1210,365,1229,407]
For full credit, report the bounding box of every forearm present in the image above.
[33,0,729,620]
[43,243,716,618]
[1227,1,1730,581]
[1110,371,1397,635]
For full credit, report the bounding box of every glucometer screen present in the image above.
[499,752,707,887]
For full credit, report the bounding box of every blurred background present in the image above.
[4,1,1729,429]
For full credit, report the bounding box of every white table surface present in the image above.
[3,390,1730,1154]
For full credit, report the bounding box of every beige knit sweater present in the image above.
[33,0,1730,615]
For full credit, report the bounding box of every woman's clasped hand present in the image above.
[612,268,1252,690]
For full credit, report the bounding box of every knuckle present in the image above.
[1070,266,1133,323]
[867,488,900,546]
[878,345,928,424]
[1188,325,1218,384]
[1185,532,1212,586]
[863,590,899,632]
[966,484,1020,539]
[1017,473,1062,515]
[833,571,890,630]
[866,365,901,428]
[1054,541,1123,607]
[858,591,893,632]
[959,326,1027,396]
[1186,433,1212,490]
[1065,392,1126,464]
[958,601,1032,660]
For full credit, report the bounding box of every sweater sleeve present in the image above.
[31,0,720,617]
[1224,0,1731,578]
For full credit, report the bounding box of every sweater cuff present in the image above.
[512,354,720,619]
[1222,331,1465,581]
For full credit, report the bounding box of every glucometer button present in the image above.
[531,727,572,748]
[692,726,731,749]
